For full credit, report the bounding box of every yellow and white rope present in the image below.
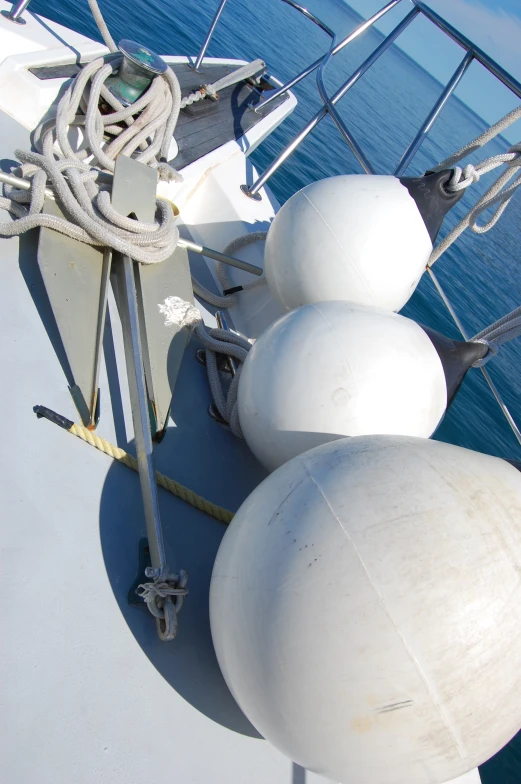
[34,404,234,524]
[69,421,233,523]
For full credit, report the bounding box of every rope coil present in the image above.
[0,55,183,263]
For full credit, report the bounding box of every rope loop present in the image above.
[471,339,499,367]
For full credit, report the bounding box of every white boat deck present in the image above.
[0,4,482,782]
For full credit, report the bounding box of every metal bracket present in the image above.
[1,0,30,24]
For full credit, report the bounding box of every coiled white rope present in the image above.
[0,55,183,263]
[430,105,521,264]
[195,323,252,437]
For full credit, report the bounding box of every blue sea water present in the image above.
[28,0,521,779]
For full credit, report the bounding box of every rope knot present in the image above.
[447,164,480,192]
[137,571,188,640]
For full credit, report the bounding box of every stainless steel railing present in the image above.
[244,6,418,198]
[194,0,521,446]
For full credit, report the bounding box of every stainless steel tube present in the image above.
[192,0,229,72]
[394,50,474,177]
[315,29,375,175]
[2,0,31,23]
[0,171,54,198]
[256,0,404,112]
[177,237,263,276]
[413,1,521,99]
[115,255,168,577]
[243,7,419,198]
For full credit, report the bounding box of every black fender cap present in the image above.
[399,170,464,244]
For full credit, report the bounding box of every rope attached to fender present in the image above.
[471,304,521,367]
[429,105,521,264]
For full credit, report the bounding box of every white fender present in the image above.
[264,174,433,312]
[237,300,447,471]
[210,435,521,784]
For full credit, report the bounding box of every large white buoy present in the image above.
[264,171,462,312]
[237,300,485,471]
[210,435,521,784]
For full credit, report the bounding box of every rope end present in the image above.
[33,405,74,431]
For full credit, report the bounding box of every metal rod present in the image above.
[192,0,229,72]
[1,0,31,23]
[315,29,375,175]
[413,1,521,100]
[427,266,469,338]
[427,266,521,447]
[280,0,334,38]
[177,237,263,275]
[256,0,404,112]
[394,50,474,177]
[114,255,169,577]
[244,7,419,198]
[0,170,54,199]
[215,311,237,375]
[0,172,261,276]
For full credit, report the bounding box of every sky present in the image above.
[344,0,521,143]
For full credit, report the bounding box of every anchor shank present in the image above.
[113,253,168,576]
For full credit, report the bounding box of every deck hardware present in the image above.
[177,236,262,275]
[1,0,31,24]
[206,311,237,425]
[215,311,237,376]
[191,0,229,72]
[208,402,228,425]
[196,348,232,373]
[106,39,168,106]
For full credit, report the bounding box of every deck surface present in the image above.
[0,106,334,784]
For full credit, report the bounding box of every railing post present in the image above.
[191,0,229,72]
[1,0,32,24]
[394,50,474,177]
